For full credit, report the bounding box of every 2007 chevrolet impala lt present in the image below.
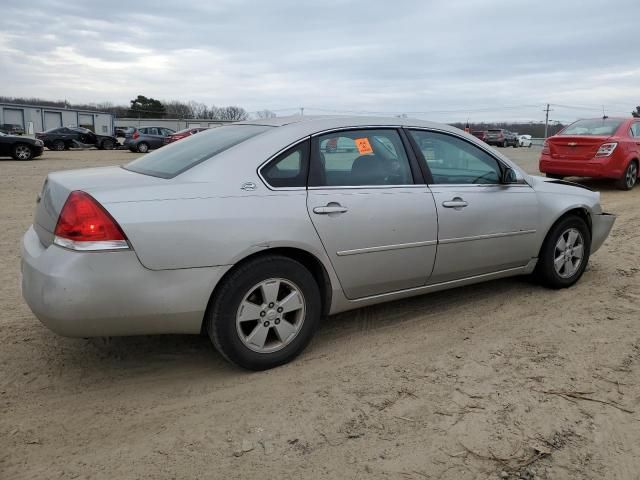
[21,116,616,370]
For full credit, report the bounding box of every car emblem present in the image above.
[241,182,257,191]
[567,142,577,147]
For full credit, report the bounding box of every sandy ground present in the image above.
[1,147,639,480]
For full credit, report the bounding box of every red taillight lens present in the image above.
[54,191,129,251]
[595,142,618,158]
[541,141,550,155]
[133,131,140,139]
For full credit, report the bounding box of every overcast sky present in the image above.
[1,0,639,122]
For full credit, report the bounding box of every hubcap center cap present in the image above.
[266,309,277,321]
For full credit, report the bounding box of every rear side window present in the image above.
[630,123,640,137]
[124,125,271,178]
[560,119,623,136]
[260,140,309,188]
[310,129,413,186]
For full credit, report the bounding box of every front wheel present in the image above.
[534,215,591,289]
[206,255,321,370]
[12,143,34,160]
[616,160,637,190]
[51,140,65,151]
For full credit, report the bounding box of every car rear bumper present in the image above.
[591,213,616,254]
[539,155,622,179]
[21,226,230,337]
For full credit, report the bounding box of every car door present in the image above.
[407,129,539,284]
[306,128,438,299]
[145,127,163,148]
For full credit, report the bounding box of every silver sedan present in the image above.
[21,116,616,370]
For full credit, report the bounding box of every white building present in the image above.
[0,103,114,135]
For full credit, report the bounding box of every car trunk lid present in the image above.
[547,135,609,160]
[33,166,164,247]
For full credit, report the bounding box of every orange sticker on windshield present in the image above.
[354,137,373,155]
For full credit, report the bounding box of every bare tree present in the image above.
[255,109,276,119]
[215,106,249,121]
[164,100,193,118]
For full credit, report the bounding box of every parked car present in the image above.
[518,134,533,148]
[36,127,117,151]
[0,123,25,135]
[163,127,208,145]
[0,131,44,160]
[485,129,518,147]
[471,130,488,142]
[21,116,615,370]
[539,117,640,190]
[123,126,175,153]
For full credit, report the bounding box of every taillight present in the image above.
[541,141,550,155]
[133,131,140,139]
[54,191,129,251]
[595,142,617,157]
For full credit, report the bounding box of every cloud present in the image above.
[1,0,639,122]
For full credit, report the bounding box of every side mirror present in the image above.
[502,167,518,184]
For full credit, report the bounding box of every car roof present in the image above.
[235,115,465,137]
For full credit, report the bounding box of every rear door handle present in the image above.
[442,198,468,209]
[313,204,348,214]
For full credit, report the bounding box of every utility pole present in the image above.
[543,103,553,139]
[300,107,304,116]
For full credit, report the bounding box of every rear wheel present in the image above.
[136,142,149,153]
[502,140,508,148]
[534,215,590,289]
[207,255,322,370]
[101,139,115,150]
[12,143,33,160]
[616,160,638,190]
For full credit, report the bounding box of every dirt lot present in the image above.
[1,147,639,480]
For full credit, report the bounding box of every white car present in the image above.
[518,134,533,148]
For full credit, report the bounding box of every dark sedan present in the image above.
[0,132,44,160]
[36,127,117,151]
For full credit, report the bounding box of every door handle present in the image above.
[442,198,468,209]
[313,204,348,214]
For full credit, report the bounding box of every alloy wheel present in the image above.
[15,145,32,160]
[626,162,638,189]
[553,228,584,278]
[235,278,306,353]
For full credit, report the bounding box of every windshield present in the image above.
[560,119,623,136]
[124,124,272,178]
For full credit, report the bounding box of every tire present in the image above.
[12,143,33,160]
[502,140,508,148]
[52,140,65,151]
[546,173,564,180]
[534,215,591,289]
[136,142,149,153]
[513,141,518,148]
[101,139,115,150]
[616,160,638,191]
[207,255,322,370]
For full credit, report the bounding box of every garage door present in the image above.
[78,113,94,130]
[3,108,24,128]
[44,111,62,130]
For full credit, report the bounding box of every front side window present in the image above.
[260,140,309,188]
[124,124,272,178]
[409,130,502,184]
[310,129,413,187]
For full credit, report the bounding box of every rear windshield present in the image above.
[560,119,623,136]
[123,124,272,178]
